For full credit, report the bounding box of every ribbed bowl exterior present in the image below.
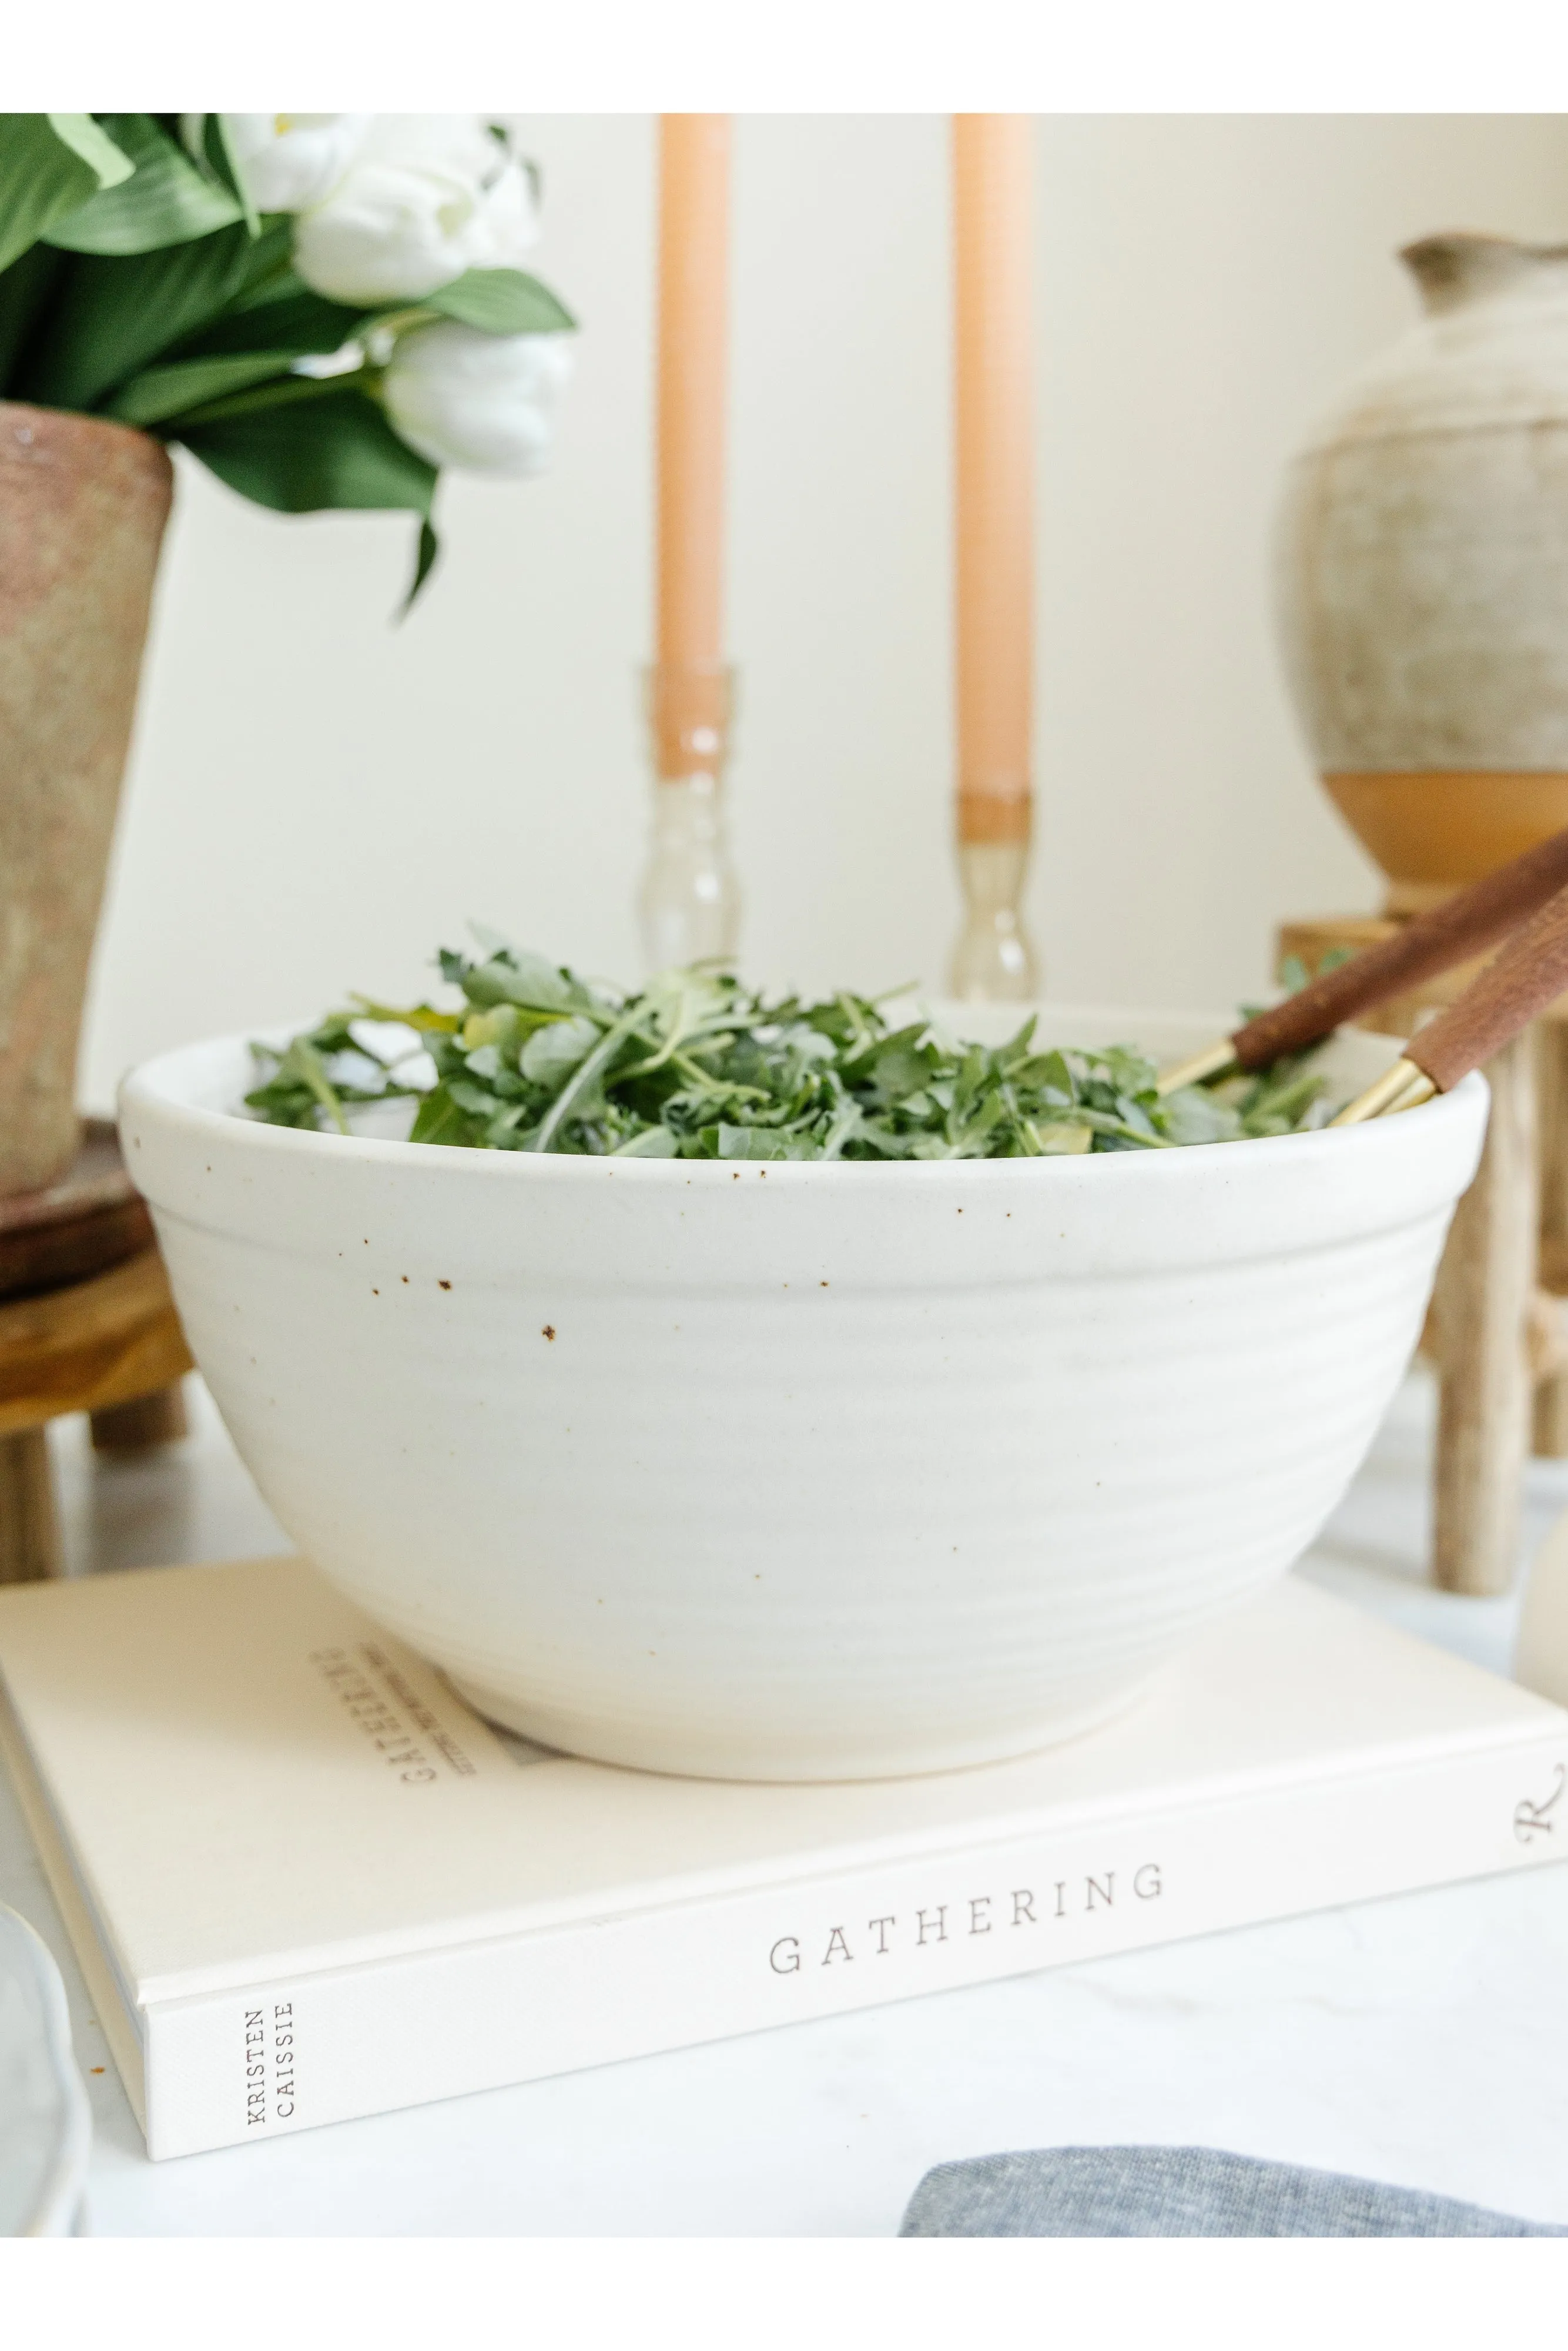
[120,1013,1487,1781]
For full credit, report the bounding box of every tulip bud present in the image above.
[217,114,370,213]
[384,323,574,475]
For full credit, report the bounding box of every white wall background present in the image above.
[80,115,1568,1106]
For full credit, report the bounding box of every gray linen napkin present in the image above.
[899,2146,1568,2236]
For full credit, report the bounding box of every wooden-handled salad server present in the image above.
[1331,872,1568,1123]
[1155,827,1568,1120]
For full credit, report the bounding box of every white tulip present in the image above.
[383,323,573,476]
[291,115,540,306]
[210,114,370,214]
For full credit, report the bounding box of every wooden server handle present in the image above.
[1232,826,1568,1069]
[1406,878,1568,1093]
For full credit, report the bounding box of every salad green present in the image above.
[246,936,1334,1161]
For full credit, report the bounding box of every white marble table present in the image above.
[6,1374,1568,2236]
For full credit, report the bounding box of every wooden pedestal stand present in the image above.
[1280,917,1568,1598]
[0,1121,192,1584]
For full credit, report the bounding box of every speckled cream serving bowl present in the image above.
[120,1009,1487,1783]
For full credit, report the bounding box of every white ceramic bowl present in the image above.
[121,1009,1487,1782]
[0,1904,91,2237]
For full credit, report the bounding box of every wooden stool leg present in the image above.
[1431,1030,1539,1595]
[90,1380,188,1454]
[0,1428,63,1584]
[1533,1022,1568,1455]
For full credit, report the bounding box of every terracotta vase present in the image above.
[1275,233,1568,914]
[0,403,172,1195]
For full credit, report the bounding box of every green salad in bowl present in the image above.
[246,935,1336,1161]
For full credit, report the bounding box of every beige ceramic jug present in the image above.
[1276,233,1568,913]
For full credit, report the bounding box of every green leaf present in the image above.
[403,518,440,612]
[106,349,299,427]
[175,381,435,515]
[193,114,259,237]
[15,219,261,408]
[211,215,295,309]
[0,113,134,276]
[611,1126,679,1157]
[408,1086,484,1148]
[347,995,461,1035]
[276,1037,347,1134]
[172,277,363,362]
[45,115,136,186]
[464,950,604,1020]
[424,269,575,335]
[154,367,360,431]
[1160,1089,1241,1148]
[447,1078,501,1116]
[43,114,243,254]
[248,953,1345,1161]
[520,1016,599,1084]
[715,1125,814,1160]
[0,239,65,393]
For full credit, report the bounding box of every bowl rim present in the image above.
[0,1902,91,2238]
[119,1014,1489,1193]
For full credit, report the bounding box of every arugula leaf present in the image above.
[247,947,1338,1159]
[407,1086,487,1147]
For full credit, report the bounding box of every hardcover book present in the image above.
[0,1556,1564,2162]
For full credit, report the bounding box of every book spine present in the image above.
[141,1728,1568,2158]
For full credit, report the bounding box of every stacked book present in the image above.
[0,1555,1563,2161]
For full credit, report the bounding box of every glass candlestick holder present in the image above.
[638,661,740,973]
[949,835,1040,1001]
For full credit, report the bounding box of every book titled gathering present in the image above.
[1,1555,1563,2162]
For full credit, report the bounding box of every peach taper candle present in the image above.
[949,114,1038,1000]
[638,113,740,973]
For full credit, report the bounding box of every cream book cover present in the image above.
[0,1556,1564,2161]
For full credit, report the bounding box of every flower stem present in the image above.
[161,366,376,433]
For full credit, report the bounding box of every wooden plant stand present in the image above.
[1280,917,1568,1598]
[0,1121,192,1585]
